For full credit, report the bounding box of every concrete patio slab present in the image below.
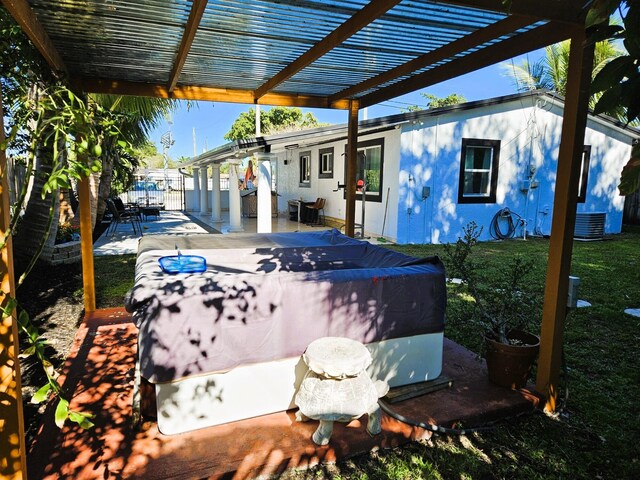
[27,308,540,479]
[93,211,211,256]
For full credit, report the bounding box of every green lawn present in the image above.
[94,254,137,308]
[95,228,640,479]
[290,226,640,479]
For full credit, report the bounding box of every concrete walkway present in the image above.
[93,211,212,256]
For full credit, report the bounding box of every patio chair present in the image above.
[105,198,142,236]
[305,198,326,226]
[112,197,141,217]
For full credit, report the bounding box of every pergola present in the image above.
[1,1,594,477]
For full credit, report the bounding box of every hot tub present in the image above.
[125,230,446,434]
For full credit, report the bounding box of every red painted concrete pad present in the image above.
[27,308,539,479]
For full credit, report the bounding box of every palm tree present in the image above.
[503,39,622,111]
[89,94,177,228]
[11,111,62,272]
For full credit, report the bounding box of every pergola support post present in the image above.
[0,86,27,479]
[210,163,222,223]
[255,153,274,234]
[227,159,244,232]
[536,26,594,412]
[199,166,209,215]
[78,174,96,313]
[192,167,200,212]
[344,99,359,237]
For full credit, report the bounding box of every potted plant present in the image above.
[444,222,541,389]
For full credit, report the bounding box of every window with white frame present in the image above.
[299,151,311,187]
[458,138,500,204]
[319,147,334,178]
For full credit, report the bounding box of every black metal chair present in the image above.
[105,198,142,236]
[305,198,326,226]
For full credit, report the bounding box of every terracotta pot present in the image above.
[485,330,540,389]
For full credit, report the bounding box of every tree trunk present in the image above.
[88,171,100,230]
[12,141,60,274]
[95,145,116,225]
[58,188,75,225]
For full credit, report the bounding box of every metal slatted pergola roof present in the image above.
[9,0,583,107]
[1,1,596,477]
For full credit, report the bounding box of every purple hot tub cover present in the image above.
[125,229,446,383]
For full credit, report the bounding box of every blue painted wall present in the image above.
[396,98,634,244]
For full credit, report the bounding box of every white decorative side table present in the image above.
[294,337,389,445]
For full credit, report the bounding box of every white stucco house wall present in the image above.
[195,91,639,244]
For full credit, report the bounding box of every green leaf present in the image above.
[3,297,18,316]
[28,327,40,342]
[618,143,640,195]
[589,24,624,43]
[42,359,56,378]
[31,383,52,404]
[591,56,634,94]
[18,309,30,326]
[585,0,617,28]
[623,35,640,58]
[619,159,640,196]
[69,411,95,429]
[623,3,638,26]
[19,345,35,358]
[620,78,640,125]
[78,417,95,429]
[593,84,622,115]
[68,411,84,423]
[54,398,69,428]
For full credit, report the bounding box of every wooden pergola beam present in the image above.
[1,0,67,75]
[440,0,584,24]
[77,77,350,109]
[167,0,208,93]
[252,0,402,101]
[329,14,537,104]
[0,86,27,480]
[358,21,570,108]
[536,26,594,411]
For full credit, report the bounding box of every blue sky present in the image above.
[150,50,545,160]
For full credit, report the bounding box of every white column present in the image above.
[227,159,244,232]
[255,153,275,233]
[192,167,201,212]
[200,166,209,215]
[210,163,222,223]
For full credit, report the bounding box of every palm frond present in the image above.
[90,94,178,145]
[500,58,552,92]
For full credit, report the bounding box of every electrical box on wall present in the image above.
[422,186,431,199]
[519,180,539,192]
